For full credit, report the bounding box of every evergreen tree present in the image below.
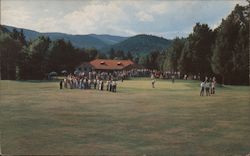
[27,36,51,79]
[138,55,149,68]
[49,39,77,74]
[10,29,27,46]
[115,50,125,60]
[108,48,115,59]
[96,52,107,59]
[0,33,21,80]
[179,23,214,77]
[86,48,98,61]
[126,51,133,60]
[163,37,185,72]
[212,4,249,85]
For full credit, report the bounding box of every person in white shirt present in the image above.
[112,80,117,92]
[79,78,83,89]
[63,78,67,88]
[211,77,216,94]
[151,73,155,79]
[93,79,97,89]
[109,80,113,91]
[171,75,175,83]
[99,80,102,90]
[88,79,91,89]
[106,80,110,91]
[200,81,205,96]
[83,78,87,89]
[205,81,210,96]
[96,79,100,90]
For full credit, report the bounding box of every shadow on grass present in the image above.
[17,80,60,83]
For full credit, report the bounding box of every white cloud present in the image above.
[62,2,129,34]
[1,0,247,39]
[44,9,49,13]
[34,17,62,32]
[136,11,154,22]
[1,6,32,27]
[149,3,168,15]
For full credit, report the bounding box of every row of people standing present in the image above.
[75,69,152,81]
[59,74,117,92]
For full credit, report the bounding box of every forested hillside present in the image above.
[103,34,172,55]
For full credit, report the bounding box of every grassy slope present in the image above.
[0,79,249,155]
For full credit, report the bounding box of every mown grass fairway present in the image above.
[0,79,250,155]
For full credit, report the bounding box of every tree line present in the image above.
[0,27,106,80]
[0,27,135,80]
[137,4,249,85]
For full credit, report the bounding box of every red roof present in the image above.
[89,59,134,70]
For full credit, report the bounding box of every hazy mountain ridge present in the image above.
[3,25,172,55]
[3,25,127,49]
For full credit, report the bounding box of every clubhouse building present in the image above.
[76,59,141,73]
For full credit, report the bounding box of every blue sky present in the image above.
[1,0,247,39]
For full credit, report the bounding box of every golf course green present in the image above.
[0,79,249,155]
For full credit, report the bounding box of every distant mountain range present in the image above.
[103,34,172,55]
[3,25,172,55]
[3,25,127,49]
